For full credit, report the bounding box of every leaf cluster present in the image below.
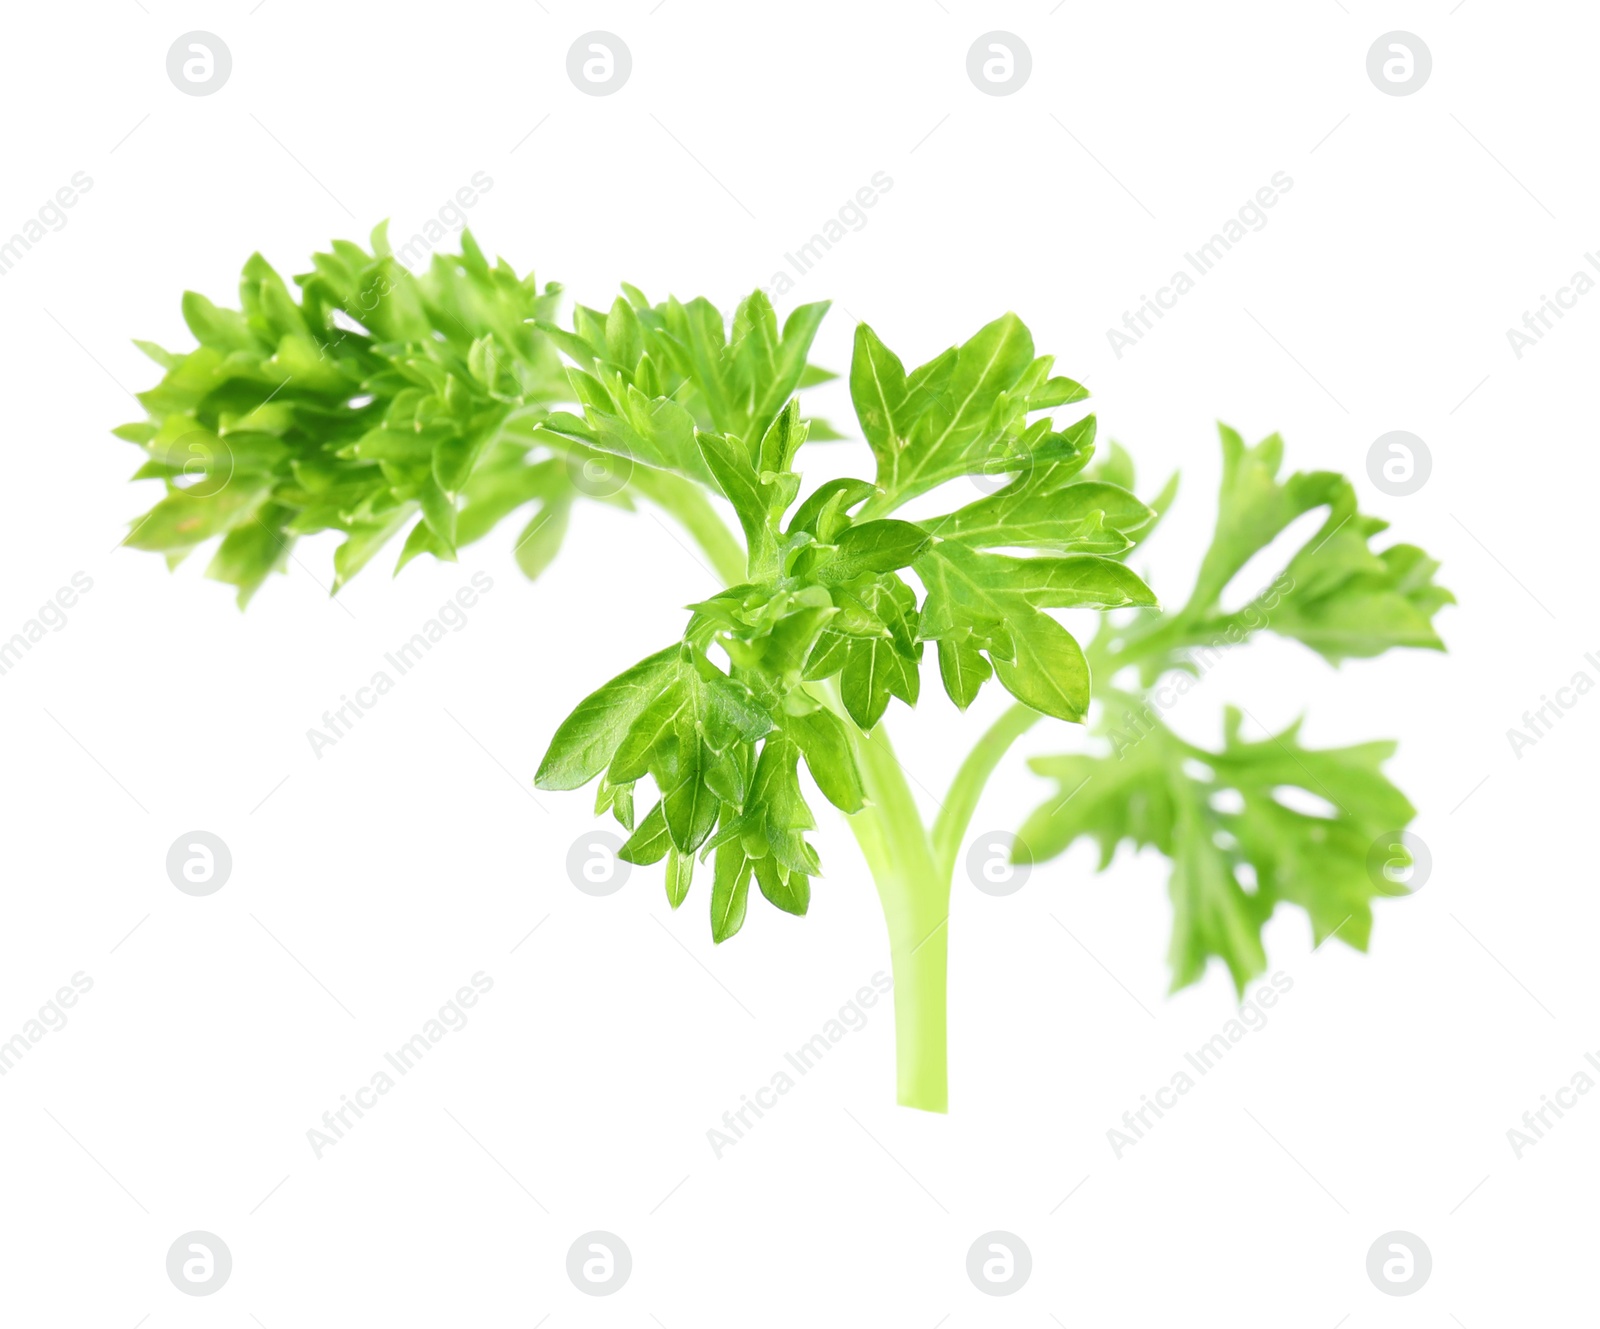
[536,309,1159,939]
[116,226,582,602]
[1017,427,1453,991]
[115,235,1452,980]
[1023,703,1417,992]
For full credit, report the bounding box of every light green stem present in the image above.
[647,475,1048,1113]
[930,703,1043,882]
[833,713,950,1112]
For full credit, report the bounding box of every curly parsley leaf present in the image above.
[1117,424,1454,673]
[118,228,581,604]
[1018,425,1448,993]
[536,303,1154,936]
[1021,702,1417,993]
[536,288,832,484]
[852,313,1089,507]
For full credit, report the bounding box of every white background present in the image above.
[1,1,1594,1323]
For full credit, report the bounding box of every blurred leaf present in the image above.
[120,233,572,601]
[512,500,570,581]
[1021,702,1416,993]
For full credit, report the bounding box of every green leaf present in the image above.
[697,400,808,577]
[1269,529,1451,663]
[886,313,1036,503]
[596,775,635,831]
[743,737,819,876]
[665,847,694,908]
[850,323,935,481]
[786,708,865,813]
[131,341,178,371]
[535,646,680,791]
[701,735,819,927]
[943,550,1157,613]
[1156,426,1453,666]
[1166,791,1269,994]
[124,480,271,552]
[620,800,672,865]
[591,650,774,855]
[1084,438,1137,491]
[696,429,769,561]
[659,729,720,853]
[454,457,563,549]
[120,234,572,601]
[418,474,459,552]
[754,854,810,916]
[810,519,931,583]
[669,296,738,433]
[710,840,753,942]
[927,474,1152,554]
[532,317,604,369]
[1022,702,1417,993]
[432,413,503,494]
[205,507,292,607]
[916,541,1152,719]
[736,295,831,444]
[803,574,922,730]
[936,632,992,710]
[604,295,645,371]
[1028,374,1089,409]
[756,392,808,477]
[512,499,570,581]
[182,291,258,353]
[1187,426,1346,612]
[544,374,707,481]
[333,508,416,590]
[991,612,1092,722]
[788,478,876,542]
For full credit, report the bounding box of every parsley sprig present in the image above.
[116,233,1451,1111]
